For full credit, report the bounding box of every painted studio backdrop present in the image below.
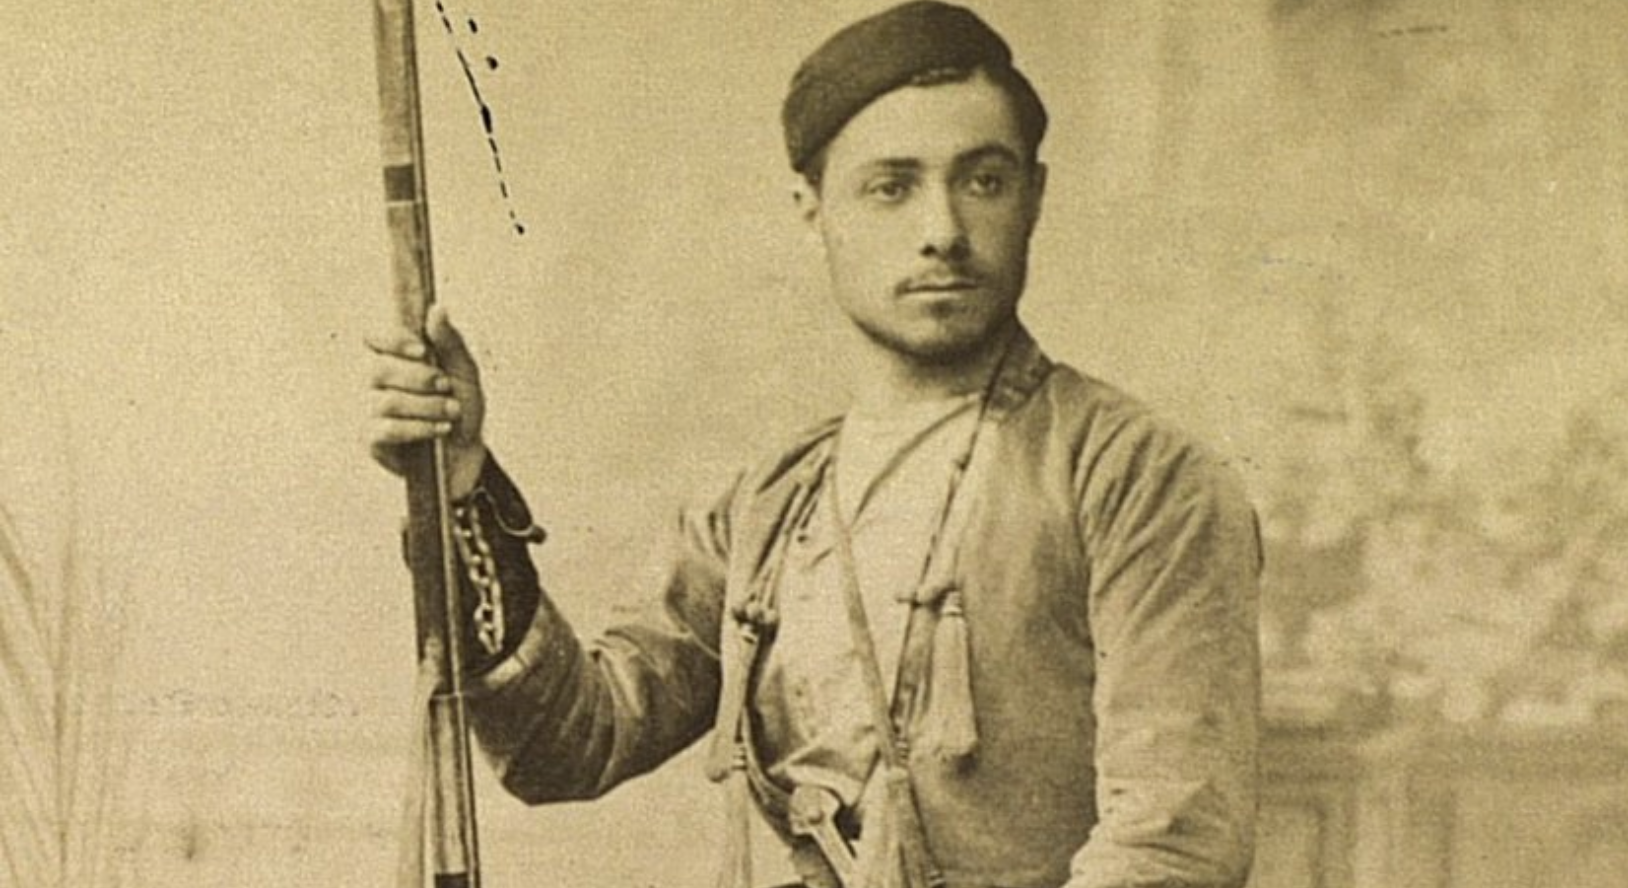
[3,1,1626,887]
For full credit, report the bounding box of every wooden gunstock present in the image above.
[371,1,482,885]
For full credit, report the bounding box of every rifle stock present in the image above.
[371,1,482,885]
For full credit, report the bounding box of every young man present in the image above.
[366,4,1262,887]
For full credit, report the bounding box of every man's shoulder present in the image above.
[1034,362,1183,455]
[1040,362,1153,424]
[1035,362,1251,506]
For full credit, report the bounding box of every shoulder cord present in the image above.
[708,475,823,888]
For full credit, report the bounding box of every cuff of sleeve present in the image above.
[451,454,548,675]
[466,597,580,701]
[458,455,548,545]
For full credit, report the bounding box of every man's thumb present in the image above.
[425,304,477,376]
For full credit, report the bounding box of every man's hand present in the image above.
[365,304,488,500]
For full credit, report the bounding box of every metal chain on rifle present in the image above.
[452,503,505,656]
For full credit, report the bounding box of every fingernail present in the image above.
[433,375,451,392]
[404,340,427,359]
[444,400,461,419]
[435,422,453,435]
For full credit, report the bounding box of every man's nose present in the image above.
[918,185,970,262]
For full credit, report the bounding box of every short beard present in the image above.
[851,308,1018,370]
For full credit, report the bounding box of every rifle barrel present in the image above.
[371,1,482,885]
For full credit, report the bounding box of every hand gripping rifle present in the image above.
[371,2,483,886]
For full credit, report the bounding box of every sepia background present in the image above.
[3,1,1626,886]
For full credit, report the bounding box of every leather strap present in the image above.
[825,474,913,767]
[825,403,991,753]
[825,427,990,888]
[827,477,940,888]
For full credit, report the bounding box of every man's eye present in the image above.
[966,172,1007,197]
[866,179,911,202]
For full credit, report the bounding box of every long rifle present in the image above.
[371,2,483,886]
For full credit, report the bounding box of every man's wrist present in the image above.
[448,443,489,502]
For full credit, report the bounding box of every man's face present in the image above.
[799,70,1046,368]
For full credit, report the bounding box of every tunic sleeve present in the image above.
[1069,423,1263,888]
[456,455,734,803]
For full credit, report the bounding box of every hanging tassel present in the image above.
[715,750,754,888]
[712,614,766,888]
[396,652,441,888]
[858,777,900,888]
[707,612,769,782]
[914,586,978,763]
[879,764,943,888]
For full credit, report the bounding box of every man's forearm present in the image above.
[450,455,729,803]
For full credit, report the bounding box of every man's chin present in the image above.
[858,316,1015,369]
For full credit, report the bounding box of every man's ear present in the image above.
[1025,162,1048,233]
[793,180,822,229]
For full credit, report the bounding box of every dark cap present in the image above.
[782,1,1047,174]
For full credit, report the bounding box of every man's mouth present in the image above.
[897,275,980,296]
